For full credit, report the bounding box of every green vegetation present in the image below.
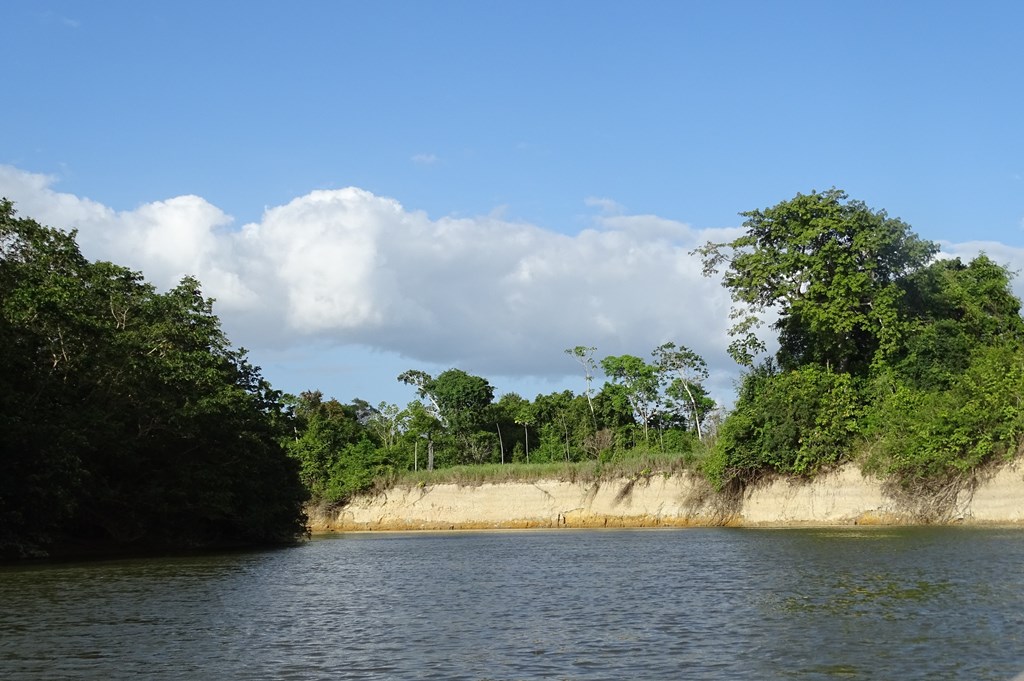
[290,190,1022,506]
[5,188,1022,553]
[284,369,709,505]
[698,189,1024,488]
[0,201,307,558]
[388,449,701,490]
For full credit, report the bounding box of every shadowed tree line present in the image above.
[1,200,307,558]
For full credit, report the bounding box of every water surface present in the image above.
[2,527,1023,679]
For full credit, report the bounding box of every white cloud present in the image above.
[0,165,249,308]
[411,153,438,165]
[0,165,742,398]
[16,166,1021,405]
[584,196,624,215]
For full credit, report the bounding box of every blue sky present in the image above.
[2,1,1022,408]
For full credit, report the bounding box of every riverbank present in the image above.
[308,459,1024,531]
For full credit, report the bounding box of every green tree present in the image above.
[397,370,442,415]
[0,203,95,554]
[895,255,1024,389]
[699,190,1024,489]
[705,363,862,486]
[430,369,494,433]
[494,393,531,464]
[600,354,660,443]
[514,402,535,463]
[404,400,441,470]
[565,345,598,428]
[696,189,937,373]
[532,390,592,462]
[863,344,1024,481]
[366,401,407,450]
[591,383,637,453]
[286,391,364,498]
[0,200,307,556]
[430,369,495,463]
[861,254,1024,481]
[652,342,714,441]
[399,368,495,464]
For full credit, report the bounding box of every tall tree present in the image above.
[695,189,937,373]
[404,400,441,470]
[397,370,443,416]
[286,391,366,499]
[430,369,495,462]
[397,368,495,464]
[600,354,660,443]
[366,401,407,449]
[514,402,534,463]
[652,342,714,441]
[565,345,598,428]
[495,393,531,464]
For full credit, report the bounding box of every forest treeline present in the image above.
[288,342,715,505]
[3,189,1023,557]
[1,200,307,558]
[286,189,1024,503]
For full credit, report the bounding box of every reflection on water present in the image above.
[2,527,1024,680]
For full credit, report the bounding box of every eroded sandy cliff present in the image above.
[308,460,1024,532]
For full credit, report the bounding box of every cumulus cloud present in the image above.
[0,165,743,394]
[0,165,251,309]
[14,165,1021,404]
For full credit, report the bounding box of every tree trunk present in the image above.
[681,381,704,441]
[496,422,505,464]
[524,424,529,464]
[585,386,597,431]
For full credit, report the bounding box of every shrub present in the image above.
[707,364,862,487]
[863,343,1024,481]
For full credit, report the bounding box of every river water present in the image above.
[2,527,1023,680]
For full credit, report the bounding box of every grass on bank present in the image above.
[326,434,1024,520]
[372,447,709,494]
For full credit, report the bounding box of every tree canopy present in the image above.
[0,200,307,558]
[699,190,1024,488]
[696,188,938,373]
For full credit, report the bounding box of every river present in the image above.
[2,527,1023,680]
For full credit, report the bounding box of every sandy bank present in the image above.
[308,460,1024,532]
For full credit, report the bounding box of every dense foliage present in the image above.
[699,190,1024,487]
[288,355,710,507]
[0,201,307,558]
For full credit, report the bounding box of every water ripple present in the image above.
[2,528,1024,679]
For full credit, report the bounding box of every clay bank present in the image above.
[308,460,1024,532]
